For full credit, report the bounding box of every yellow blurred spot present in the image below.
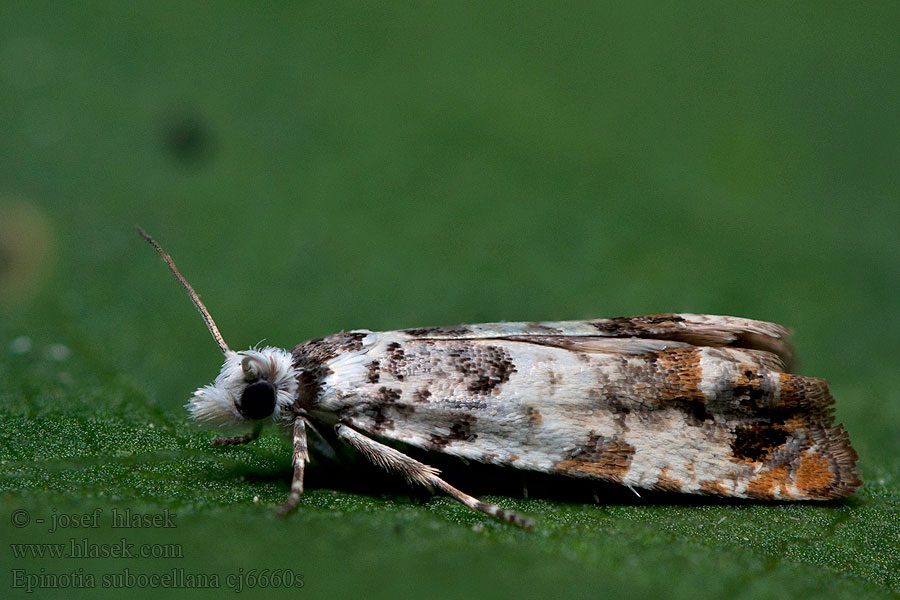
[0,198,53,306]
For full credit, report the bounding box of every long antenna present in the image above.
[136,226,230,354]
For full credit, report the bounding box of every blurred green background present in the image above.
[1,2,898,598]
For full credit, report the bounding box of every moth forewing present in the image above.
[302,325,860,503]
[140,228,860,529]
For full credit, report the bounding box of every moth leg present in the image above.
[334,423,533,530]
[302,417,339,462]
[275,418,310,517]
[212,422,264,446]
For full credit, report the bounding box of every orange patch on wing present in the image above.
[527,408,543,426]
[781,415,809,431]
[698,479,727,495]
[653,468,684,493]
[795,452,836,497]
[554,441,635,482]
[656,348,705,402]
[777,372,833,411]
[746,465,792,499]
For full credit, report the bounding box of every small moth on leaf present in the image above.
[139,228,860,529]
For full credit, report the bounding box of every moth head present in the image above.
[187,348,297,427]
[136,228,297,429]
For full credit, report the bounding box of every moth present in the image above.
[138,228,861,529]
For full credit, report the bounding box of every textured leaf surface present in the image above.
[1,2,898,598]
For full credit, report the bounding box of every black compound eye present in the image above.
[238,381,276,420]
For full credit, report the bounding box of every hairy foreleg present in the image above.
[212,422,264,446]
[275,418,310,516]
[334,423,533,530]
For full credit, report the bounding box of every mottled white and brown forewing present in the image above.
[294,314,859,504]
